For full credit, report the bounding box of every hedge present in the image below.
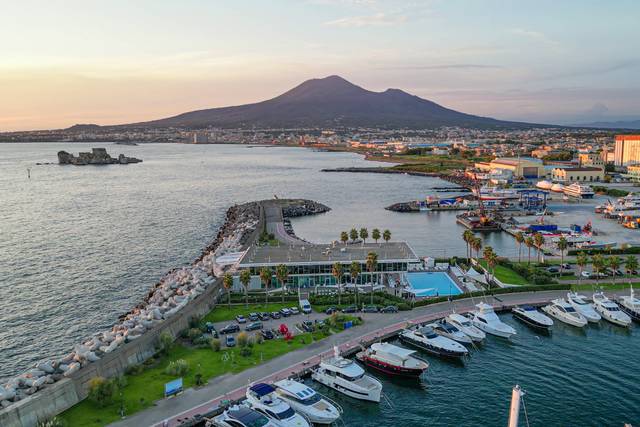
[567,247,640,256]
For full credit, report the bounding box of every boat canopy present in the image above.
[371,343,415,360]
[250,383,276,397]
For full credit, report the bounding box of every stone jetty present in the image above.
[57,147,142,165]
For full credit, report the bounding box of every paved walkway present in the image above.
[108,290,586,427]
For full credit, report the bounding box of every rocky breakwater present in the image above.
[57,147,142,165]
[0,201,260,411]
[282,199,331,217]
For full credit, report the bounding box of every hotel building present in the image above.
[614,135,640,167]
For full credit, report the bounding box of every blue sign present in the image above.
[343,321,353,329]
[164,378,183,398]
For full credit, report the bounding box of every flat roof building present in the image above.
[551,166,604,182]
[475,157,544,179]
[614,135,640,167]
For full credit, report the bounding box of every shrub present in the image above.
[165,359,189,376]
[187,328,203,341]
[188,315,203,329]
[125,364,144,376]
[236,332,249,348]
[37,417,65,427]
[209,338,221,352]
[397,303,411,311]
[192,335,209,347]
[240,347,252,357]
[254,333,264,345]
[157,331,173,355]
[87,376,118,407]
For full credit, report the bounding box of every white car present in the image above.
[581,271,591,279]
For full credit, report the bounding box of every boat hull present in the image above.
[471,320,516,338]
[311,373,381,402]
[619,304,640,322]
[542,306,587,327]
[512,311,551,331]
[356,354,426,378]
[399,334,467,358]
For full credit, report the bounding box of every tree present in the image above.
[349,228,358,243]
[332,263,343,306]
[366,252,378,305]
[483,246,497,285]
[609,255,621,286]
[239,270,251,307]
[259,267,272,304]
[576,252,588,285]
[515,232,525,263]
[88,376,118,407]
[359,228,369,244]
[158,331,173,355]
[383,229,391,243]
[275,264,289,303]
[625,256,638,282]
[222,274,233,308]
[350,261,361,305]
[372,228,381,244]
[591,254,605,286]
[340,231,348,245]
[525,236,535,265]
[533,233,545,263]
[471,237,482,261]
[462,230,474,260]
[556,237,568,275]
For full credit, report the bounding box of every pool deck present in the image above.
[107,289,596,427]
[406,271,464,297]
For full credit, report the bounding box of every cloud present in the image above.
[381,63,504,70]
[324,12,407,27]
[508,28,558,46]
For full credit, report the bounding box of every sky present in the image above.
[1,0,639,131]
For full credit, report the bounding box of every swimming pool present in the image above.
[406,272,462,297]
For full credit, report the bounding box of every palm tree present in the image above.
[332,262,343,306]
[239,270,251,308]
[483,246,497,285]
[222,273,233,308]
[515,232,525,263]
[576,252,588,285]
[591,254,605,286]
[340,231,349,245]
[556,237,568,275]
[471,237,482,261]
[525,236,535,265]
[360,228,369,244]
[462,230,474,261]
[372,228,381,244]
[366,252,378,305]
[350,261,361,306]
[383,229,391,243]
[259,267,272,304]
[275,264,289,303]
[609,255,621,287]
[349,228,358,243]
[533,233,545,263]
[625,256,638,284]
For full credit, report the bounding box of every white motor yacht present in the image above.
[469,302,517,338]
[399,326,469,358]
[567,292,601,322]
[246,383,310,427]
[274,379,342,425]
[512,305,553,331]
[542,299,587,327]
[592,292,632,327]
[428,320,473,345]
[206,404,283,427]
[617,287,640,322]
[563,183,595,199]
[446,313,486,342]
[311,347,382,402]
[355,342,429,378]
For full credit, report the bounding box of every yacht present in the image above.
[474,186,519,201]
[245,383,310,427]
[541,299,587,327]
[311,347,382,402]
[274,379,342,425]
[445,313,486,342]
[469,302,517,338]
[536,180,553,190]
[550,183,566,193]
[206,404,282,427]
[563,183,595,199]
[511,305,554,331]
[428,320,473,345]
[617,287,640,322]
[592,292,632,327]
[355,342,429,378]
[567,292,601,322]
[399,326,468,358]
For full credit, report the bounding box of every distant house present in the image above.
[551,166,604,182]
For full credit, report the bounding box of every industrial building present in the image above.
[614,135,640,167]
[551,166,604,182]
[474,157,545,179]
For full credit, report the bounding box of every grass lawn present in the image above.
[571,282,634,291]
[60,331,328,427]
[479,261,529,285]
[203,302,302,323]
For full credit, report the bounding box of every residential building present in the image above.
[578,152,605,168]
[614,135,640,166]
[551,166,604,182]
[474,157,544,179]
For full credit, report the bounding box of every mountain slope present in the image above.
[573,119,640,130]
[119,75,542,129]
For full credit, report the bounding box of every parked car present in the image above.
[362,305,379,313]
[235,314,247,324]
[380,305,398,313]
[325,306,339,315]
[299,299,312,314]
[342,305,358,313]
[225,335,236,347]
[258,312,271,321]
[280,308,292,317]
[546,266,560,274]
[560,263,572,270]
[581,271,592,279]
[260,329,275,340]
[607,268,623,276]
[219,324,240,335]
[629,269,638,275]
[301,321,314,333]
[205,322,218,337]
[245,321,263,331]
[289,307,300,315]
[270,311,282,319]
[248,312,260,321]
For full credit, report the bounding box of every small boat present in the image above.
[428,320,473,345]
[563,183,595,199]
[550,183,566,193]
[311,347,382,402]
[567,292,601,323]
[617,287,640,322]
[245,383,310,427]
[274,379,342,425]
[206,404,282,427]
[512,305,554,331]
[592,292,632,327]
[542,299,587,327]
[469,302,517,338]
[536,180,553,190]
[445,313,485,342]
[399,326,469,358]
[355,342,429,378]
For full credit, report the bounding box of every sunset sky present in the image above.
[2,0,639,130]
